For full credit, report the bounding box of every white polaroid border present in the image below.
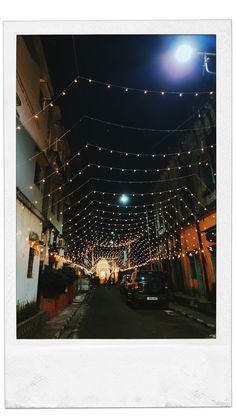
[4,20,231,408]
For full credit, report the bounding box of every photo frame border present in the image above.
[4,19,232,408]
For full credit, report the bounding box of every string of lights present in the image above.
[62,195,183,229]
[65,197,193,249]
[16,71,215,133]
[62,185,209,232]
[76,75,215,96]
[86,142,215,158]
[64,193,215,258]
[16,76,80,131]
[62,184,209,221]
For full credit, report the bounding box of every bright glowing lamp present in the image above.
[175,44,194,63]
[119,194,129,204]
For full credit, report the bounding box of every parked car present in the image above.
[119,273,132,294]
[126,270,169,308]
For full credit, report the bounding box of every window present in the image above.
[27,247,35,278]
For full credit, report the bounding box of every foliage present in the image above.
[39,266,67,298]
[17,301,39,324]
[61,266,77,283]
[39,266,77,298]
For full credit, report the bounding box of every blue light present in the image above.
[119,194,129,204]
[175,44,194,62]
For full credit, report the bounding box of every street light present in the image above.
[175,44,194,63]
[174,43,216,74]
[119,194,129,205]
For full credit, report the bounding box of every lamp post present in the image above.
[174,44,216,74]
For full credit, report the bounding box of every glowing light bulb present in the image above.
[175,44,194,62]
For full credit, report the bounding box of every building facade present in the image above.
[152,101,216,301]
[16,35,70,308]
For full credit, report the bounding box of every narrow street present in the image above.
[62,286,214,339]
[15,35,216,340]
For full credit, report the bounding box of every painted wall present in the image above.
[16,199,42,305]
[180,209,216,297]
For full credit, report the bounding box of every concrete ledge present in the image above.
[17,311,48,338]
[173,293,216,317]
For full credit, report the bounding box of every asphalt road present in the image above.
[69,285,213,339]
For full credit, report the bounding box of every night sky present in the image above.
[41,35,216,254]
[42,35,216,152]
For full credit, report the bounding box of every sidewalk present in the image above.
[31,294,87,339]
[169,302,216,332]
[173,291,216,317]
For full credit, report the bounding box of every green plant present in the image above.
[39,266,67,298]
[17,301,39,324]
[61,266,77,283]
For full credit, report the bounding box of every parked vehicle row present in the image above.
[119,269,170,309]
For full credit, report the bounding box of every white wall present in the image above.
[16,198,42,305]
[16,125,43,212]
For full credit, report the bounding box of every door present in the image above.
[194,255,205,297]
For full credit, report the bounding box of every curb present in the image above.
[54,310,76,339]
[54,293,90,339]
[171,307,216,330]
